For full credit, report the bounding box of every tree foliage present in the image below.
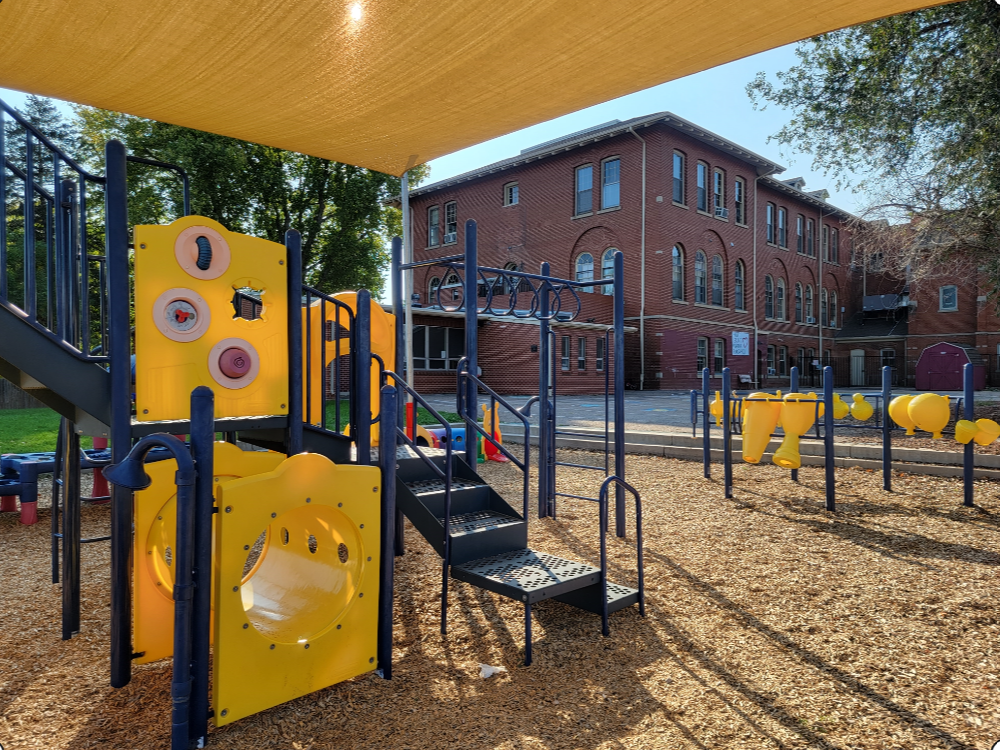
[747,0,1000,287]
[72,107,427,296]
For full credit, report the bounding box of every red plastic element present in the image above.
[405,402,416,440]
[91,437,110,500]
[0,495,17,512]
[218,347,252,379]
[20,502,37,525]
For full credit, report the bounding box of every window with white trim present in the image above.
[711,254,724,306]
[428,206,440,247]
[939,285,958,311]
[713,168,725,215]
[578,337,587,370]
[776,278,786,320]
[601,248,616,295]
[796,215,804,253]
[766,203,775,244]
[576,253,594,292]
[821,288,828,326]
[734,261,745,311]
[673,152,685,204]
[575,165,593,215]
[831,228,839,263]
[696,162,708,212]
[777,208,787,248]
[805,285,814,322]
[503,182,519,206]
[764,275,774,319]
[795,283,802,322]
[822,225,830,261]
[830,291,838,328]
[778,346,788,376]
[697,337,708,373]
[734,177,746,224]
[601,158,620,209]
[766,345,775,374]
[806,219,815,256]
[596,337,606,372]
[672,245,684,300]
[428,276,440,305]
[714,339,725,375]
[695,250,707,304]
[561,336,571,371]
[444,202,457,244]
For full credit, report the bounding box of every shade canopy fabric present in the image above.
[0,0,948,176]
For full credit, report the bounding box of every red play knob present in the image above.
[218,347,251,379]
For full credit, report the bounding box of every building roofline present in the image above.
[760,175,856,222]
[397,112,785,201]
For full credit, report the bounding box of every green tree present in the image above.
[747,0,1000,287]
[73,107,428,295]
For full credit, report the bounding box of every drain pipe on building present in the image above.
[629,126,647,390]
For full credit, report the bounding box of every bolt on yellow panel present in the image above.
[134,216,288,422]
[133,442,286,664]
[302,292,395,442]
[212,452,380,727]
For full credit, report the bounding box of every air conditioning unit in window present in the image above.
[714,207,729,219]
[767,368,777,376]
[443,232,457,244]
[806,316,816,324]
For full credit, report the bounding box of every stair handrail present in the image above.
[301,284,356,437]
[456,357,531,523]
[1,100,105,184]
[597,475,646,636]
[379,369,455,634]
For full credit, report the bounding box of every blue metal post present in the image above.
[355,289,372,464]
[105,140,133,689]
[613,251,626,537]
[0,111,6,300]
[464,220,479,468]
[61,422,81,639]
[824,366,835,511]
[702,368,711,478]
[790,366,799,483]
[286,230,304,455]
[963,363,974,507]
[722,368,733,499]
[882,365,892,492]
[188,386,214,748]
[538,262,551,518]
[24,131,36,319]
[377,385,397,677]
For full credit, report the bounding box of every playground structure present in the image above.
[692,362,997,510]
[0,103,643,749]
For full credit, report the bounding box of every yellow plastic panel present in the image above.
[302,292,395,440]
[212,453,380,727]
[133,442,285,664]
[134,216,288,422]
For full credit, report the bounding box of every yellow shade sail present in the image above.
[0,0,950,175]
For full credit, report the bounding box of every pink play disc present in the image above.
[218,347,252,379]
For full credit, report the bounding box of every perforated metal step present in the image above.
[451,549,601,604]
[442,510,523,537]
[406,477,482,495]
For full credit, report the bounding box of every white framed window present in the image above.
[805,285,814,322]
[806,219,815,256]
[578,337,587,370]
[711,254,724,306]
[776,278,786,320]
[734,260,745,311]
[697,337,708,373]
[714,339,725,375]
[939,285,958,311]
[575,165,593,215]
[428,206,440,247]
[766,203,775,244]
[795,283,803,322]
[778,208,787,248]
[601,248,616,295]
[734,177,746,224]
[696,162,708,212]
[443,202,457,244]
[503,182,519,206]
[778,345,788,376]
[596,337,606,372]
[695,250,707,304]
[822,225,830,261]
[601,158,620,209]
[428,276,440,305]
[713,168,726,216]
[767,345,775,375]
[831,228,839,263]
[830,291,838,328]
[821,288,828,326]
[796,215,804,253]
[576,253,594,292]
[673,152,686,204]
[672,245,684,300]
[412,325,465,370]
[764,275,774,319]
[561,336,571,371]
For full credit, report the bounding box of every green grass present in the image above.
[323,402,460,427]
[0,408,95,454]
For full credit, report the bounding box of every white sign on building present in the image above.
[731,331,750,357]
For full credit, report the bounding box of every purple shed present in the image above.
[914,342,986,391]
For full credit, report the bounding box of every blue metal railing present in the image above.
[302,285,356,437]
[598,475,645,635]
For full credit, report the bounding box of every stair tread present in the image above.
[452,549,601,602]
[606,582,639,605]
[441,510,523,537]
[407,477,483,495]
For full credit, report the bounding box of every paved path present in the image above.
[421,387,1000,435]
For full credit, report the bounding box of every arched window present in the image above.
[429,276,441,305]
[734,261,745,311]
[805,285,814,322]
[672,245,684,300]
[794,283,803,323]
[575,253,594,293]
[503,262,518,295]
[601,248,617,295]
[711,255,723,306]
[764,275,774,319]
[830,291,838,328]
[776,278,786,320]
[695,251,707,304]
[821,288,829,327]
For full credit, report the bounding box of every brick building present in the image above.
[400,113,858,395]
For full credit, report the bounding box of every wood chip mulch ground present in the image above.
[1,453,998,749]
